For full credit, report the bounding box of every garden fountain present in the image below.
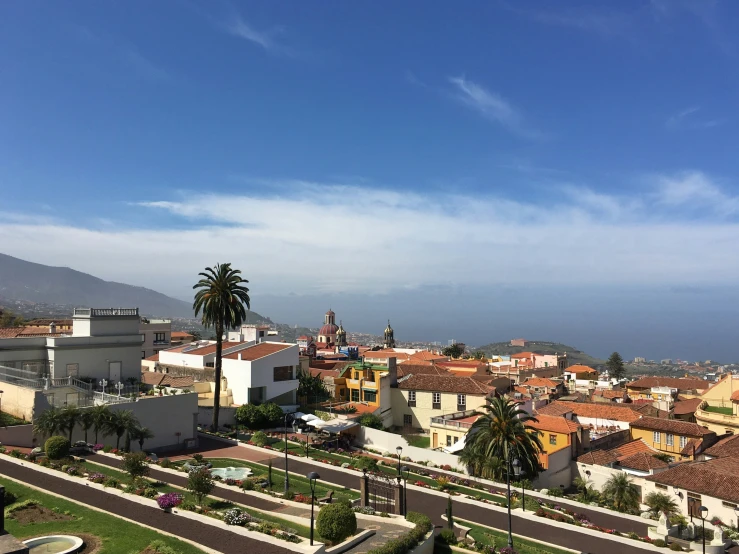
[210,466,252,480]
[22,535,84,554]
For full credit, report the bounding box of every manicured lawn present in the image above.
[457,518,575,554]
[0,410,25,426]
[83,461,316,538]
[0,477,207,554]
[704,405,733,415]
[404,435,431,449]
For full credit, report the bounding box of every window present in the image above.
[140,334,145,343]
[722,501,738,509]
[432,392,441,410]
[549,434,557,445]
[273,365,293,382]
[403,414,412,427]
[655,483,668,490]
[680,436,687,449]
[142,351,146,359]
[666,434,674,446]
[653,431,661,444]
[66,363,79,377]
[363,390,377,403]
[154,332,167,344]
[447,435,452,447]
[259,330,265,338]
[408,391,416,407]
[457,394,466,407]
[351,389,360,402]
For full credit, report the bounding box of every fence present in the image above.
[0,365,44,390]
[356,427,468,471]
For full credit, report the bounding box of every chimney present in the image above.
[388,356,398,387]
[49,322,56,334]
[238,352,242,361]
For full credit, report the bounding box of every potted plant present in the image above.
[157,492,184,512]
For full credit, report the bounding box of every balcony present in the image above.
[153,340,170,346]
[431,416,474,430]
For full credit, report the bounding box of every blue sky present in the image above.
[2,1,739,360]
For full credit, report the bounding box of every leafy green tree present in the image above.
[316,503,357,544]
[442,344,464,359]
[297,367,329,403]
[606,352,626,381]
[60,405,82,443]
[235,404,266,430]
[644,491,680,518]
[574,476,599,503]
[105,410,140,450]
[472,351,486,360]
[90,404,112,444]
[459,445,503,479]
[463,397,543,480]
[121,451,150,481]
[0,308,24,327]
[357,413,383,430]
[80,410,95,443]
[193,263,251,431]
[187,466,214,506]
[33,407,65,439]
[259,403,285,427]
[602,473,640,513]
[130,426,155,451]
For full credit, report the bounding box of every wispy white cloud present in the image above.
[225,15,292,57]
[447,76,545,139]
[665,106,724,130]
[2,173,739,298]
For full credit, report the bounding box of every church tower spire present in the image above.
[383,319,395,349]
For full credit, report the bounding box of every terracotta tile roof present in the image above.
[592,389,627,399]
[680,437,704,456]
[527,414,581,434]
[703,434,739,458]
[577,449,618,465]
[363,349,411,361]
[576,439,658,467]
[627,377,708,391]
[397,373,494,395]
[523,377,561,388]
[618,452,669,471]
[397,364,451,377]
[673,397,703,415]
[0,328,23,338]
[141,372,165,386]
[140,372,194,388]
[436,360,487,370]
[646,457,739,504]
[222,342,293,361]
[183,341,242,356]
[25,318,73,326]
[731,390,739,402]
[631,416,715,437]
[408,351,447,362]
[308,367,340,379]
[171,331,194,339]
[511,352,537,359]
[537,401,642,423]
[566,364,598,375]
[398,359,435,367]
[145,353,160,362]
[611,439,656,459]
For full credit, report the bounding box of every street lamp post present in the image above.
[0,390,4,418]
[401,465,409,517]
[506,453,514,548]
[308,472,320,545]
[396,446,402,475]
[115,382,124,397]
[699,505,708,554]
[512,458,523,511]
[99,379,108,393]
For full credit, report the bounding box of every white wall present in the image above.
[221,344,299,405]
[49,339,141,382]
[533,446,572,490]
[356,426,468,471]
[575,415,631,431]
[641,479,739,528]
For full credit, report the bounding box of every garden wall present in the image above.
[356,427,467,471]
[0,423,34,448]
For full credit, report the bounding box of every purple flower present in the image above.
[157,492,184,510]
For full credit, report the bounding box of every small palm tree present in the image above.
[105,410,140,450]
[90,404,111,444]
[644,491,679,518]
[464,397,543,481]
[33,406,65,439]
[60,405,82,443]
[130,426,155,451]
[80,410,95,443]
[602,473,640,513]
[193,263,251,431]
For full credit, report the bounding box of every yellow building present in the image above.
[694,374,739,435]
[629,416,717,461]
[428,411,482,450]
[626,376,709,401]
[334,362,387,408]
[526,414,588,458]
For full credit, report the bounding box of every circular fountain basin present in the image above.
[22,535,84,554]
[210,466,252,480]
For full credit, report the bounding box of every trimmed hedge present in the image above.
[368,512,433,554]
[44,436,70,460]
[316,502,357,544]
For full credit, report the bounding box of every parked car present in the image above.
[70,441,93,455]
[146,452,158,462]
[29,447,46,460]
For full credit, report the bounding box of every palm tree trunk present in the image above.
[116,434,121,450]
[139,439,144,451]
[94,427,98,444]
[211,323,224,431]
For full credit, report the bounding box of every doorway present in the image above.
[109,361,121,383]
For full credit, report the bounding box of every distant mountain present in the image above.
[475,340,605,368]
[0,253,262,322]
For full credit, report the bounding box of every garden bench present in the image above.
[318,491,334,504]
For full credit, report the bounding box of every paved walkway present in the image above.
[0,459,291,554]
[183,437,656,554]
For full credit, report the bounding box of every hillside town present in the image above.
[3,297,739,554]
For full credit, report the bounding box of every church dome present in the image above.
[319,323,339,336]
[326,309,335,317]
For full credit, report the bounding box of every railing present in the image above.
[93,391,135,405]
[74,307,139,317]
[0,365,45,389]
[153,340,170,346]
[696,407,739,424]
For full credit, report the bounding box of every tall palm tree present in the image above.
[193,263,251,431]
[644,491,679,518]
[79,410,95,443]
[105,410,140,450]
[130,426,155,451]
[602,473,640,513]
[464,397,543,480]
[33,406,65,439]
[60,405,82,443]
[90,404,112,444]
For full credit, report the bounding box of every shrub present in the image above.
[9,449,24,458]
[3,489,18,506]
[357,413,384,430]
[146,540,180,554]
[104,477,121,489]
[437,529,457,545]
[652,539,666,547]
[157,492,184,510]
[143,487,159,499]
[283,490,295,500]
[187,466,214,505]
[259,403,285,427]
[160,458,172,469]
[352,456,378,471]
[369,512,432,554]
[223,508,253,526]
[547,487,564,497]
[93,444,104,452]
[240,480,255,491]
[235,404,266,430]
[316,502,358,545]
[122,452,150,480]
[103,445,113,453]
[44,436,70,460]
[87,472,106,483]
[669,543,682,551]
[251,431,269,447]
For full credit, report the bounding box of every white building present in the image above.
[0,307,143,383]
[227,324,281,343]
[140,318,172,359]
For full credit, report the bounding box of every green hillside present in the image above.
[475,340,605,368]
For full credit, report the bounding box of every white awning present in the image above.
[444,435,466,454]
[291,411,306,419]
[302,414,321,423]
[316,418,359,434]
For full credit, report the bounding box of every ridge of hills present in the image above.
[475,340,605,368]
